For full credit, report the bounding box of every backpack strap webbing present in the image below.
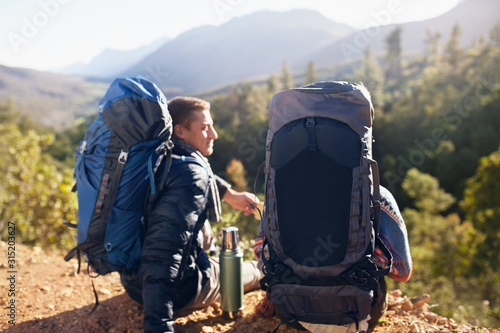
[147,141,173,195]
[84,264,100,315]
[63,246,81,274]
[369,159,383,235]
[97,149,128,221]
[306,118,317,151]
[369,158,393,276]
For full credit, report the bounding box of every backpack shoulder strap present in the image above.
[171,154,210,199]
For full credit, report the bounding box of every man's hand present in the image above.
[254,296,275,317]
[222,187,260,216]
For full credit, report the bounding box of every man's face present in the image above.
[175,109,218,156]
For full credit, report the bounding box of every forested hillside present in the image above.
[1,18,500,328]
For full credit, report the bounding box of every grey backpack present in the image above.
[260,81,392,329]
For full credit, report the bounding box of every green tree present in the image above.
[0,123,77,249]
[358,45,384,106]
[445,22,464,68]
[461,147,500,235]
[267,75,280,95]
[209,82,269,186]
[304,61,317,85]
[460,147,500,313]
[46,115,97,166]
[226,158,248,192]
[489,20,500,45]
[402,168,455,214]
[384,26,403,81]
[280,60,294,90]
[399,169,489,325]
[424,29,442,67]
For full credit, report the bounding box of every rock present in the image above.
[402,299,414,311]
[437,316,448,325]
[411,294,430,307]
[448,318,458,329]
[212,302,220,310]
[384,310,396,316]
[390,289,403,298]
[424,312,438,324]
[126,328,142,333]
[424,324,440,331]
[40,285,51,292]
[61,288,73,297]
[409,322,420,332]
[87,319,100,329]
[99,288,111,295]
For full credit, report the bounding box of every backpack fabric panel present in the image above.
[98,77,170,146]
[270,118,361,268]
[270,284,373,325]
[75,118,111,245]
[266,82,374,147]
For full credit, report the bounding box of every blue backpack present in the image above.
[65,76,173,277]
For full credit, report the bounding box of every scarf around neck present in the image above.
[171,137,221,222]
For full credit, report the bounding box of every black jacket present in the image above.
[121,143,229,332]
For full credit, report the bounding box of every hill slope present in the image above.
[0,65,108,129]
[1,242,496,333]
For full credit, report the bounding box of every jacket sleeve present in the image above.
[374,186,413,282]
[215,174,231,199]
[141,162,209,332]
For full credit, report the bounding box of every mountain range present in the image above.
[57,37,170,78]
[309,0,500,67]
[123,9,355,93]
[1,0,499,128]
[124,0,500,93]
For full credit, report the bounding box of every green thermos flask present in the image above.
[220,226,243,318]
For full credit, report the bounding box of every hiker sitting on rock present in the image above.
[120,96,262,333]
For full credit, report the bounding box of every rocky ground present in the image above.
[0,241,497,333]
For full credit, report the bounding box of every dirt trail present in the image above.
[0,242,497,333]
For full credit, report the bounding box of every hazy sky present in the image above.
[0,0,463,71]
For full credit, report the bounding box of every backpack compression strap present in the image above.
[369,159,393,277]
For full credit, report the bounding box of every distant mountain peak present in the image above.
[57,36,171,78]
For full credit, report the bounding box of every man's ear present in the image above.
[174,124,186,139]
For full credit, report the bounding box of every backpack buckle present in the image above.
[154,140,173,155]
[118,150,128,164]
[79,141,88,154]
[345,266,372,289]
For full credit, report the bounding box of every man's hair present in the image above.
[168,96,210,129]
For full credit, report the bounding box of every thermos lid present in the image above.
[222,226,240,251]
